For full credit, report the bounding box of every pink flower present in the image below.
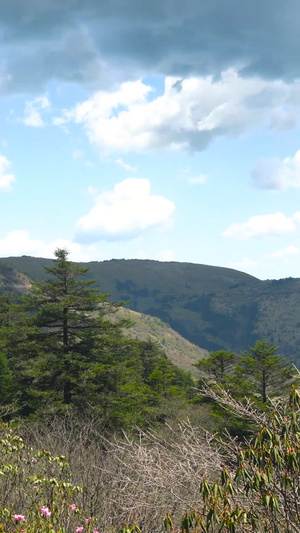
[40,505,52,517]
[13,515,25,522]
[70,503,77,510]
[93,531,100,533]
[86,517,92,523]
[75,528,84,533]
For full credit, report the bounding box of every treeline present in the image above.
[0,249,193,429]
[195,341,297,404]
[0,247,297,433]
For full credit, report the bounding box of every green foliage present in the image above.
[0,352,13,404]
[236,339,296,403]
[0,250,193,429]
[195,342,298,438]
[2,249,124,413]
[0,423,100,533]
[195,350,237,384]
[5,254,300,365]
[0,255,263,357]
[0,384,299,532]
[172,385,300,532]
[196,342,297,405]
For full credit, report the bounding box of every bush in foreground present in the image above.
[0,384,300,532]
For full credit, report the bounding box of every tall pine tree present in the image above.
[0,250,194,426]
[11,248,125,411]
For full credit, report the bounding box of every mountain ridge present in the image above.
[1,255,299,363]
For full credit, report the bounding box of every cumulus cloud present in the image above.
[23,95,50,127]
[56,71,300,153]
[0,230,97,261]
[75,178,175,242]
[0,155,15,191]
[222,212,297,240]
[252,150,300,190]
[2,0,300,94]
[266,245,300,258]
[0,231,45,257]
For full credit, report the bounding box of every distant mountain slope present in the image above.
[1,256,300,363]
[0,262,31,292]
[115,307,208,373]
[0,256,257,290]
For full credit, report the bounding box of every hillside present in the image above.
[115,307,208,373]
[1,255,300,363]
[0,262,31,292]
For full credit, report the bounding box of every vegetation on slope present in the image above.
[0,253,299,532]
[0,263,31,293]
[0,380,300,532]
[2,255,300,364]
[113,307,208,373]
[0,250,195,429]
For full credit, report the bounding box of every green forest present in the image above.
[0,249,299,532]
[3,255,300,366]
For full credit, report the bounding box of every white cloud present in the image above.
[252,150,300,190]
[75,178,175,242]
[53,116,66,127]
[23,95,50,127]
[156,249,175,261]
[222,212,296,240]
[266,245,300,258]
[55,70,300,153]
[0,231,97,262]
[0,155,15,191]
[226,257,258,272]
[292,212,300,224]
[136,250,148,260]
[115,158,137,172]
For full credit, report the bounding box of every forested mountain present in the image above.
[0,252,299,533]
[0,250,197,429]
[1,256,300,363]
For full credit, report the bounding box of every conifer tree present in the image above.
[195,350,237,384]
[0,292,33,407]
[0,250,195,425]
[236,339,295,403]
[11,248,125,411]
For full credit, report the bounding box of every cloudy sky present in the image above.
[1,0,300,279]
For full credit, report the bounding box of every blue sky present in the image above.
[2,0,300,279]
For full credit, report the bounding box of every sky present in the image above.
[2,1,300,280]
